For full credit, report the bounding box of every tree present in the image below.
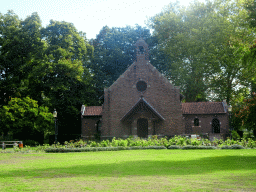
[0,11,45,107]
[233,92,256,136]
[243,0,256,94]
[0,97,53,141]
[148,0,255,103]
[89,25,153,100]
[0,11,96,142]
[35,20,96,141]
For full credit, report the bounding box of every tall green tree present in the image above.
[0,97,53,142]
[148,0,255,104]
[244,0,256,94]
[34,20,95,140]
[89,25,153,100]
[0,11,45,106]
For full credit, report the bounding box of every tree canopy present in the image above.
[148,0,255,104]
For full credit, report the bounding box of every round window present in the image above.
[136,81,147,92]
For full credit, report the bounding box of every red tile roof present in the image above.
[82,102,226,116]
[182,102,226,114]
[82,106,102,116]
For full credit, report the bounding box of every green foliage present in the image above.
[0,97,54,135]
[167,145,181,149]
[0,11,45,106]
[247,138,256,148]
[23,140,39,146]
[221,145,245,149]
[191,139,201,146]
[231,130,241,140]
[89,25,152,99]
[3,135,256,153]
[224,138,238,146]
[202,139,211,146]
[44,146,167,153]
[148,0,255,103]
[234,93,256,132]
[182,145,217,150]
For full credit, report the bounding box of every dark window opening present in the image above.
[136,81,147,92]
[212,118,220,133]
[139,46,144,54]
[96,120,102,133]
[137,118,148,138]
[194,118,199,126]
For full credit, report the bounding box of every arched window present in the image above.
[212,118,220,133]
[194,118,199,126]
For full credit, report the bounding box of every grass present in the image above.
[0,149,256,191]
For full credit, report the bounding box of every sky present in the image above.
[1,0,205,40]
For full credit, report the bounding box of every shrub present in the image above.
[100,140,110,147]
[118,139,128,147]
[221,144,244,149]
[89,141,97,147]
[24,140,39,147]
[202,139,211,146]
[141,146,166,150]
[167,145,181,149]
[111,137,118,147]
[44,145,167,153]
[196,146,217,149]
[182,145,216,150]
[231,144,245,149]
[239,138,247,147]
[247,138,256,148]
[159,137,169,147]
[182,145,198,149]
[231,130,241,140]
[185,137,191,145]
[191,139,200,146]
[220,145,231,149]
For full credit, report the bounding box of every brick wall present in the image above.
[81,116,101,139]
[101,51,185,138]
[183,114,229,136]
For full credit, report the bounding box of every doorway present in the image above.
[212,118,220,133]
[137,118,148,138]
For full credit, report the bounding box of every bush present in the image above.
[202,139,211,146]
[247,138,256,148]
[231,130,241,140]
[231,144,245,149]
[221,144,244,149]
[100,140,110,147]
[44,145,167,153]
[167,145,181,149]
[239,138,247,147]
[182,145,198,149]
[191,139,201,146]
[196,146,217,149]
[24,140,39,146]
[118,139,128,147]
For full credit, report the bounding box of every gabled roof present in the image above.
[182,102,226,115]
[81,102,227,116]
[82,106,102,116]
[120,97,165,121]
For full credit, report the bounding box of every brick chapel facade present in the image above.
[81,39,230,141]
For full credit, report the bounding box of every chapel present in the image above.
[81,39,230,141]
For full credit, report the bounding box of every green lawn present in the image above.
[0,149,256,191]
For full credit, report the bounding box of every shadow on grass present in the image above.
[1,155,256,178]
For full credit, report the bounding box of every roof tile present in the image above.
[82,106,102,116]
[182,102,225,114]
[82,102,226,116]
